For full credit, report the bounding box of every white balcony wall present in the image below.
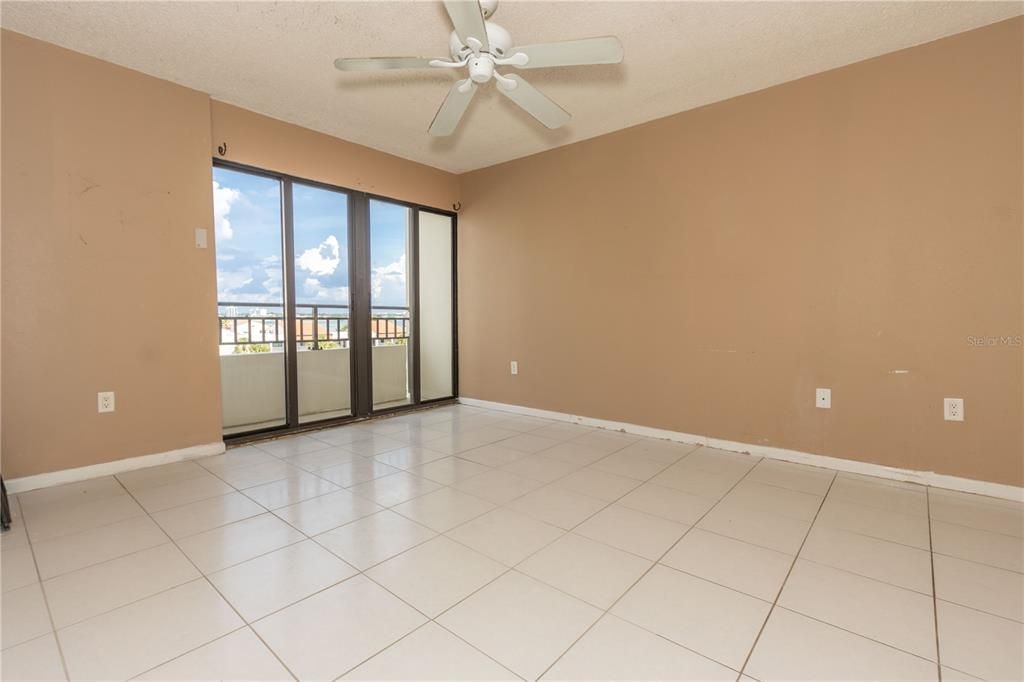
[220,351,286,429]
[371,344,411,407]
[297,348,351,419]
[220,345,409,430]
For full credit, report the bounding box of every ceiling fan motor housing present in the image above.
[449,21,512,60]
[450,19,512,84]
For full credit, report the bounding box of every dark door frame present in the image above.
[212,159,459,442]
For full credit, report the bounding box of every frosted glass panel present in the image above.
[418,211,454,400]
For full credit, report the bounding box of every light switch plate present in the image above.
[816,388,831,409]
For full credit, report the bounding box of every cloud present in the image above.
[302,277,350,303]
[297,235,341,276]
[259,255,283,299]
[372,254,407,306]
[217,252,283,304]
[294,235,350,304]
[217,269,253,297]
[212,181,241,240]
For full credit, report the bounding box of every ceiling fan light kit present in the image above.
[334,0,623,136]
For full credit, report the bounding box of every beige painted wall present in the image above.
[0,31,459,479]
[210,102,459,212]
[1,31,221,480]
[458,19,1024,486]
[2,21,1020,487]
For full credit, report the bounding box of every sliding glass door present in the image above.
[212,161,456,436]
[370,199,413,410]
[214,167,288,435]
[292,183,353,424]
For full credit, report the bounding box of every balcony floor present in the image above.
[4,403,1022,681]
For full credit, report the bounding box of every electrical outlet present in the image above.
[97,391,115,413]
[510,360,518,376]
[816,388,831,409]
[944,398,964,422]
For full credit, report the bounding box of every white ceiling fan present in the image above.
[334,0,624,136]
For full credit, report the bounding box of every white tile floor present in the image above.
[2,403,1023,681]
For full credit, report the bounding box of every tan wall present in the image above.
[0,31,459,479]
[458,19,1024,486]
[210,102,459,211]
[1,30,221,479]
[2,21,1021,486]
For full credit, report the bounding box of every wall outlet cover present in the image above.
[510,360,519,376]
[944,398,964,422]
[816,388,831,409]
[98,391,115,413]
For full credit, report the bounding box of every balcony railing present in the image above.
[218,302,409,350]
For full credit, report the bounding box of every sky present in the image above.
[213,167,410,310]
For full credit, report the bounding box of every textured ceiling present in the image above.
[2,1,1020,173]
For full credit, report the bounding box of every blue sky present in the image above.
[213,167,410,309]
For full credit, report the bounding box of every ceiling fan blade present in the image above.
[497,74,570,129]
[334,57,437,71]
[429,80,477,136]
[509,36,623,69]
[443,0,490,52]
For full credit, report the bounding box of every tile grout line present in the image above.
[3,406,519,678]
[930,595,1024,625]
[11,415,642,552]
[111,476,303,682]
[128,624,256,679]
[648,486,971,657]
[8,424,700,681]
[199,420,571,579]
[830,482,1024,542]
[126,410,539,679]
[152,430,727,680]
[785,552,934,597]
[753,604,943,668]
[735,470,838,679]
[187,501,524,682]
[21,440,974,563]
[926,487,943,681]
[12,495,75,682]
[798,505,936,553]
[310,413,595,680]
[326,583,526,682]
[326,433,668,680]
[14,407,1018,680]
[29,497,428,647]
[534,452,771,681]
[229,414,572,515]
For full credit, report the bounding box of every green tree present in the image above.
[233,343,271,354]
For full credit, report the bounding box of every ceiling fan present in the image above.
[333,0,624,136]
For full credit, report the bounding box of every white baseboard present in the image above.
[459,397,1023,503]
[5,441,227,494]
